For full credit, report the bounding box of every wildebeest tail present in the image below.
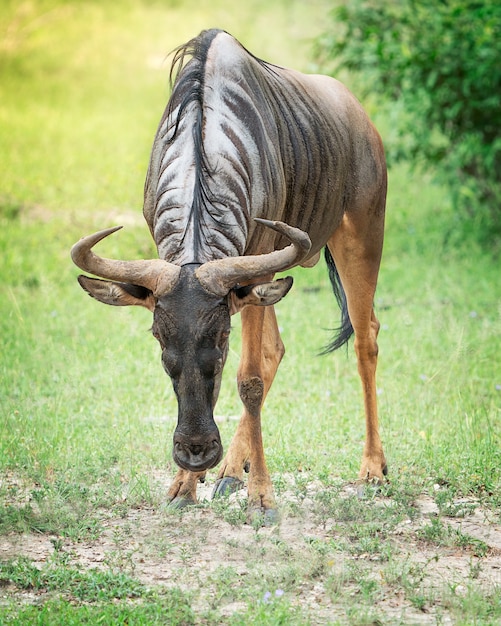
[322,246,354,353]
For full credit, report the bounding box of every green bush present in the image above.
[317,0,501,248]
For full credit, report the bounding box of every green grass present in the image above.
[0,557,194,625]
[1,0,501,624]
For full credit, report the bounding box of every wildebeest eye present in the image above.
[152,327,170,351]
[199,347,222,377]
[162,346,181,377]
[154,335,166,351]
[213,357,223,376]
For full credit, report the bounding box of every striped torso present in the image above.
[143,30,385,265]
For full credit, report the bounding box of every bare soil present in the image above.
[1,473,501,624]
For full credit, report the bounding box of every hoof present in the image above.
[355,477,385,500]
[248,506,280,527]
[356,464,389,498]
[356,482,367,500]
[168,495,197,509]
[211,476,245,499]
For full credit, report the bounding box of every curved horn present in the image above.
[71,226,181,296]
[195,219,311,296]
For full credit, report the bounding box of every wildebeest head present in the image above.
[71,220,310,472]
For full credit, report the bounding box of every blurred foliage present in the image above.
[0,0,328,216]
[317,0,501,250]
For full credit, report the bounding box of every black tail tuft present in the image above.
[321,247,354,354]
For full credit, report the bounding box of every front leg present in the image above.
[216,382,277,520]
[213,305,284,523]
[167,468,206,508]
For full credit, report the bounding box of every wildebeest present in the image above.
[71,29,387,522]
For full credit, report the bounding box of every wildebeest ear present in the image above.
[229,276,293,314]
[77,276,156,311]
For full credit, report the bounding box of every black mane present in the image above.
[162,29,224,258]
[166,28,276,140]
[167,28,222,143]
[155,29,282,261]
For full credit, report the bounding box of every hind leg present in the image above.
[327,212,387,482]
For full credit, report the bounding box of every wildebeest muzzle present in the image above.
[172,429,223,472]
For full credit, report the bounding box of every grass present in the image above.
[0,556,195,625]
[1,0,501,624]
